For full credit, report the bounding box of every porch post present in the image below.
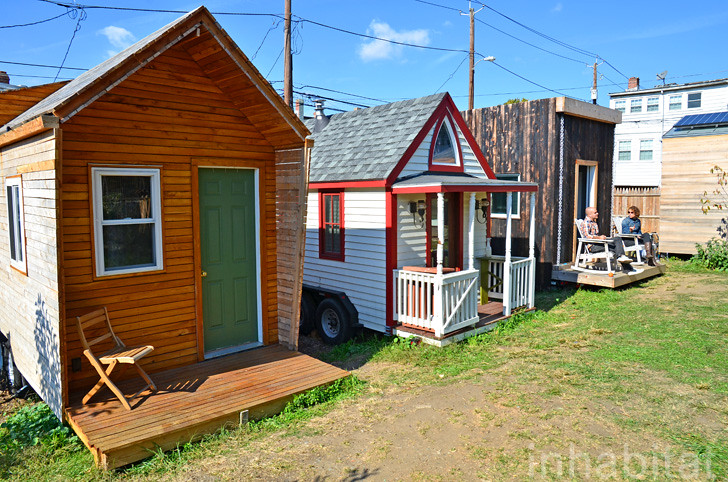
[468,192,475,271]
[434,192,445,337]
[528,192,536,309]
[503,191,513,316]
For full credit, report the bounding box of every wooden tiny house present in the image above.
[463,98,641,286]
[0,7,347,469]
[302,94,539,345]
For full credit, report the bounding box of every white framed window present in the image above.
[92,167,163,276]
[639,139,653,161]
[430,116,461,167]
[618,140,631,161]
[614,100,626,113]
[630,99,642,113]
[5,176,27,273]
[646,96,659,112]
[669,95,682,110]
[687,92,702,109]
[491,173,520,219]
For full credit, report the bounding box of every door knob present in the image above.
[201,271,208,278]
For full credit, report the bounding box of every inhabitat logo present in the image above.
[527,443,713,479]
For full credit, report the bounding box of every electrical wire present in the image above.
[0,60,86,71]
[413,0,461,12]
[296,84,388,104]
[54,4,86,81]
[491,60,574,99]
[251,18,282,60]
[1,11,70,28]
[292,90,370,109]
[433,54,469,93]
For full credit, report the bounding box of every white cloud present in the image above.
[98,26,136,56]
[358,21,430,62]
[552,3,563,12]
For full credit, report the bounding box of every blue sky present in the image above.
[3,0,728,114]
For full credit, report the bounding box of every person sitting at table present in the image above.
[580,207,632,265]
[621,206,657,266]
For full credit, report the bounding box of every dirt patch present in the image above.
[0,390,33,424]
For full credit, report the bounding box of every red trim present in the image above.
[310,180,386,189]
[392,184,538,194]
[447,93,497,179]
[385,189,397,329]
[428,113,465,173]
[318,190,345,261]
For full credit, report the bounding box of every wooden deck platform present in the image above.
[551,262,666,288]
[393,301,522,346]
[64,345,349,470]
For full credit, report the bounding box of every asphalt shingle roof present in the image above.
[306,93,446,183]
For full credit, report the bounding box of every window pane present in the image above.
[324,225,340,254]
[332,195,340,223]
[7,186,17,261]
[647,97,659,112]
[103,223,155,270]
[669,95,682,110]
[432,125,455,164]
[102,176,152,220]
[639,140,653,161]
[615,101,625,112]
[618,141,631,161]
[687,93,701,108]
[630,99,642,113]
[324,195,332,223]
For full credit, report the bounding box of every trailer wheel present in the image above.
[299,293,315,336]
[314,298,351,345]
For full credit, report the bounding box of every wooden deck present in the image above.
[64,345,349,470]
[551,262,666,288]
[393,301,521,346]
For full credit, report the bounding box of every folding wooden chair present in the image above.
[573,219,615,273]
[76,307,157,410]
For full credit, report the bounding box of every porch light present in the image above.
[409,200,426,228]
[475,198,489,224]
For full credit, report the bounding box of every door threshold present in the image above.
[205,341,263,360]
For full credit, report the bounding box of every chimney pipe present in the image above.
[312,99,329,133]
[628,77,640,90]
[0,71,9,84]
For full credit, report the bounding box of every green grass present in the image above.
[3,259,727,479]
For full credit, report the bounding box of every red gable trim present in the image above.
[447,94,496,179]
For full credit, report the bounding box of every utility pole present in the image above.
[468,6,475,110]
[591,60,598,105]
[283,0,293,108]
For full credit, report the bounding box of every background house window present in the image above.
[5,176,26,273]
[646,97,659,112]
[639,140,653,161]
[491,173,520,218]
[319,191,344,260]
[687,92,702,108]
[92,167,163,276]
[614,100,626,113]
[618,140,631,161]
[630,99,642,113]
[669,95,682,110]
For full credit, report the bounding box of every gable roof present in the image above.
[305,93,448,183]
[2,6,308,148]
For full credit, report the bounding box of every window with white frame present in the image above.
[646,96,659,112]
[614,100,626,113]
[618,140,631,161]
[5,176,26,273]
[92,167,163,276]
[431,118,460,166]
[639,140,653,161]
[669,95,682,110]
[687,92,702,109]
[491,173,520,218]
[630,98,642,113]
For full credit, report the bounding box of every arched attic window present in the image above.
[429,115,462,171]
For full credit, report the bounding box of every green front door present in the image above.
[199,168,259,353]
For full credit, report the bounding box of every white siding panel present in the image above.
[461,192,488,264]
[457,122,488,178]
[399,126,435,178]
[0,131,62,419]
[397,193,428,268]
[303,189,388,331]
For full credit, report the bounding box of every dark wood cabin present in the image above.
[463,98,621,287]
[0,7,346,469]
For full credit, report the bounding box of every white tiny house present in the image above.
[302,93,539,346]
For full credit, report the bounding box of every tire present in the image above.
[299,293,315,336]
[314,298,351,345]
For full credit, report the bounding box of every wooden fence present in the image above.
[613,187,661,234]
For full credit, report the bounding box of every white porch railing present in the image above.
[481,256,535,315]
[393,269,480,337]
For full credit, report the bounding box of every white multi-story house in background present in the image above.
[609,77,728,188]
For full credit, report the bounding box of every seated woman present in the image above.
[621,206,656,266]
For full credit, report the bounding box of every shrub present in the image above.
[692,238,728,271]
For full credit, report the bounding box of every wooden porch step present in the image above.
[65,345,349,470]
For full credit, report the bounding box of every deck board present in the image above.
[65,344,348,469]
[551,263,666,287]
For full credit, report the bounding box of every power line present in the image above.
[1,11,69,28]
[54,4,86,81]
[434,54,469,93]
[296,84,388,104]
[413,0,461,12]
[292,90,370,109]
[491,60,575,99]
[251,18,282,60]
[0,60,86,71]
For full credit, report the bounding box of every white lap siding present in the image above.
[397,193,428,268]
[462,192,488,263]
[0,130,62,418]
[303,189,388,332]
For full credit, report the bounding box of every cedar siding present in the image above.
[0,130,63,417]
[60,40,280,393]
